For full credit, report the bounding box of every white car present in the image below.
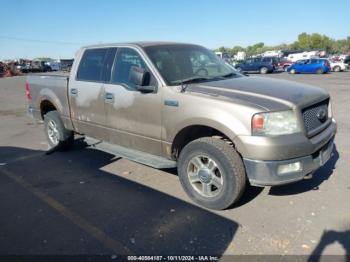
[329,59,348,72]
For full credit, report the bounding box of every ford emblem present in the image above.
[316,108,327,122]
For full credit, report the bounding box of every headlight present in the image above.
[252,110,300,136]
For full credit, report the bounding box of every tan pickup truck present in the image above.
[26,42,337,210]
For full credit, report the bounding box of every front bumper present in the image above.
[241,119,337,186]
[244,137,335,186]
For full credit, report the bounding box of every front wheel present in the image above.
[44,111,74,150]
[316,68,324,74]
[290,68,296,74]
[177,137,246,210]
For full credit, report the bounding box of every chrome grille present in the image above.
[302,99,329,136]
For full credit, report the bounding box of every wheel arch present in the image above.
[170,123,237,160]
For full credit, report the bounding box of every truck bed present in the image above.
[26,72,71,122]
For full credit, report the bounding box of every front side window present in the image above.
[111,48,148,89]
[144,44,240,86]
[76,48,108,82]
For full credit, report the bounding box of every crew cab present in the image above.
[26,42,337,210]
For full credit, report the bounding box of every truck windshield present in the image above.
[144,44,240,86]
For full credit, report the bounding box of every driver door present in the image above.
[103,47,162,156]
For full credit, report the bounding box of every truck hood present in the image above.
[187,76,329,111]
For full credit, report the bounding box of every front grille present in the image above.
[302,99,329,136]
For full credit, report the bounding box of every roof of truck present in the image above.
[82,41,198,49]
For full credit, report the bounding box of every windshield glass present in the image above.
[144,44,240,86]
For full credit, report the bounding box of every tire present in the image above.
[290,69,296,74]
[316,68,324,74]
[177,137,246,210]
[44,111,74,150]
[333,66,341,72]
[260,67,268,74]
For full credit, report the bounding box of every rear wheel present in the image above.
[44,111,74,150]
[260,67,268,74]
[290,69,296,74]
[177,137,246,210]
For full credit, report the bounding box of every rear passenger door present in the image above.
[69,48,111,140]
[103,47,163,156]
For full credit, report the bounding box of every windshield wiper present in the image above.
[221,72,237,78]
[178,77,211,92]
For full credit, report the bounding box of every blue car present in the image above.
[287,58,331,74]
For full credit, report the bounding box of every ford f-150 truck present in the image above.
[26,42,337,210]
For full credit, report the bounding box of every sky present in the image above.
[0,0,349,59]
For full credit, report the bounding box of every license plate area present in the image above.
[313,139,334,167]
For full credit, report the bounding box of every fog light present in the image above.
[277,162,302,175]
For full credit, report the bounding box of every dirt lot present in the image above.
[0,72,349,258]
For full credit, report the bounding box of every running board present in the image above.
[84,137,177,169]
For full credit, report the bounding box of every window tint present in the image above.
[77,48,108,82]
[111,48,148,89]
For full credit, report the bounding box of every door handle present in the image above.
[70,88,78,96]
[105,92,114,103]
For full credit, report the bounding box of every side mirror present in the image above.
[129,66,155,93]
[129,66,153,91]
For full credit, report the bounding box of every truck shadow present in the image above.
[268,146,339,196]
[0,143,237,256]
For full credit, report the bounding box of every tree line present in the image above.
[215,33,350,57]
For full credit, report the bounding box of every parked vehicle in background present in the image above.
[262,50,282,57]
[215,52,232,64]
[287,51,320,62]
[235,57,278,74]
[287,59,331,74]
[278,58,293,71]
[328,59,348,72]
[26,42,337,210]
[60,59,74,71]
[234,51,246,61]
[0,63,5,77]
[343,55,350,66]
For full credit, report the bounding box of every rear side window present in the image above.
[76,48,108,82]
